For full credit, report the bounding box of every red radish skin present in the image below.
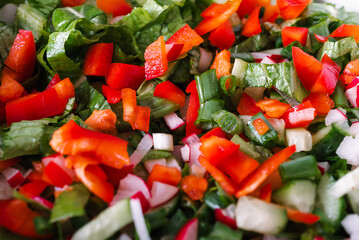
[175,218,199,240]
[1,167,25,188]
[214,208,237,229]
[148,181,178,208]
[130,191,150,213]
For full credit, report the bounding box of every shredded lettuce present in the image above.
[0,22,16,75]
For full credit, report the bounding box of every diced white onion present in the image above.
[153,133,174,151]
[130,134,153,166]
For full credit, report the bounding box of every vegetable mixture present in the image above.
[1,0,359,239]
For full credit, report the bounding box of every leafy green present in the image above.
[308,20,330,53]
[50,184,91,223]
[0,228,34,240]
[118,8,153,33]
[0,0,25,8]
[231,33,270,53]
[281,41,309,60]
[0,23,16,74]
[13,191,51,214]
[201,222,243,240]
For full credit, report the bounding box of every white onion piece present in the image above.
[130,198,151,240]
[166,158,181,171]
[189,164,206,178]
[189,142,202,166]
[143,158,166,173]
[164,112,185,130]
[130,134,153,166]
[173,145,184,162]
[244,87,266,101]
[198,48,213,72]
[331,167,359,198]
[153,133,174,151]
[182,133,200,145]
[341,214,359,235]
[181,144,190,163]
[118,233,132,240]
[349,121,359,136]
[1,167,25,188]
[148,181,178,208]
[325,109,347,126]
[0,175,13,200]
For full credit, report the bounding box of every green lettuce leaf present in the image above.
[231,33,270,53]
[118,7,153,34]
[0,23,16,75]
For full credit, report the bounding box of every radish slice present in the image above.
[288,108,316,125]
[346,84,359,108]
[131,191,150,213]
[260,56,276,64]
[31,196,54,209]
[148,181,178,208]
[130,134,153,166]
[317,162,330,175]
[153,133,174,151]
[189,165,206,178]
[199,48,213,72]
[341,214,359,235]
[181,144,190,163]
[0,175,12,200]
[182,133,200,145]
[325,109,347,126]
[118,233,132,240]
[331,167,359,198]
[1,167,25,188]
[130,198,151,240]
[189,142,202,166]
[349,121,359,136]
[173,145,184,162]
[164,112,185,130]
[336,122,359,165]
[175,218,198,240]
[214,205,237,229]
[166,158,181,171]
[143,158,166,173]
[42,154,75,179]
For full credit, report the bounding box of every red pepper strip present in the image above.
[121,88,137,129]
[135,105,151,132]
[101,164,134,188]
[146,165,182,189]
[281,26,308,47]
[0,158,20,171]
[4,30,36,82]
[166,43,184,62]
[303,93,334,116]
[85,109,117,134]
[83,43,113,77]
[185,80,202,136]
[145,36,167,80]
[210,49,232,79]
[200,127,228,141]
[252,118,269,136]
[46,73,61,90]
[166,24,204,56]
[0,71,25,103]
[235,145,296,198]
[277,0,312,20]
[71,155,114,203]
[209,20,235,50]
[237,0,270,18]
[0,102,5,123]
[106,63,145,91]
[263,4,279,23]
[0,199,52,239]
[241,6,262,37]
[195,0,242,36]
[282,101,316,128]
[43,161,73,188]
[259,183,272,202]
[50,120,130,169]
[340,59,359,85]
[102,85,122,104]
[61,0,86,7]
[286,208,320,224]
[237,92,262,116]
[153,80,186,108]
[96,0,132,17]
[256,98,291,118]
[181,175,208,200]
[315,24,359,43]
[19,181,49,198]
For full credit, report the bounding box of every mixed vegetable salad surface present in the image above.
[2,0,359,239]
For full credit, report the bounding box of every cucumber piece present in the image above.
[231,58,248,88]
[272,180,317,213]
[285,128,312,152]
[231,134,261,160]
[316,173,346,232]
[348,189,359,214]
[311,125,345,158]
[235,196,287,235]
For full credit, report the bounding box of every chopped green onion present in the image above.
[279,155,321,183]
[195,69,220,104]
[212,110,243,135]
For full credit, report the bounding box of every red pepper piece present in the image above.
[102,85,122,104]
[0,158,20,171]
[145,36,167,80]
[235,145,296,198]
[121,88,137,129]
[106,63,145,91]
[166,43,184,62]
[259,183,272,202]
[200,127,228,141]
[210,49,232,79]
[0,71,25,103]
[237,92,262,116]
[166,24,203,56]
[61,0,86,7]
[135,105,151,132]
[50,120,130,169]
[286,208,320,224]
[256,98,291,118]
[85,109,117,134]
[237,0,270,18]
[181,175,208,200]
[153,80,186,108]
[315,24,359,43]
[277,0,312,20]
[209,20,235,50]
[4,30,36,82]
[83,43,113,77]
[241,6,262,37]
[147,165,182,189]
[282,26,308,47]
[303,93,334,116]
[96,0,132,17]
[263,4,279,23]
[46,73,61,90]
[18,181,48,198]
[185,80,202,136]
[340,59,359,85]
[252,118,270,136]
[281,101,317,128]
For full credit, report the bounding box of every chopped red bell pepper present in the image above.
[102,85,122,104]
[286,208,320,224]
[166,43,184,62]
[252,118,270,135]
[42,154,74,187]
[145,36,168,80]
[281,100,317,128]
[180,175,208,200]
[6,78,75,125]
[0,199,52,239]
[237,92,262,116]
[85,109,117,134]
[256,98,291,118]
[134,105,151,132]
[303,93,334,116]
[282,26,308,47]
[340,59,359,85]
[146,165,182,189]
[153,80,186,108]
[96,0,132,17]
[195,0,241,36]
[314,24,359,43]
[101,164,133,188]
[210,49,232,79]
[45,73,61,90]
[121,88,137,129]
[277,0,312,20]
[185,80,202,136]
[82,43,113,77]
[0,102,5,123]
[71,154,114,203]
[237,0,270,18]
[200,127,228,141]
[263,4,279,23]
[259,183,272,202]
[18,181,48,198]
[0,158,20,171]
[106,63,145,91]
[166,24,204,56]
[4,30,36,82]
[61,0,86,7]
[50,119,130,169]
[235,145,296,198]
[0,71,25,103]
[241,6,262,37]
[208,20,235,50]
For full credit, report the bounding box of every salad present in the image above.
[1,0,359,239]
